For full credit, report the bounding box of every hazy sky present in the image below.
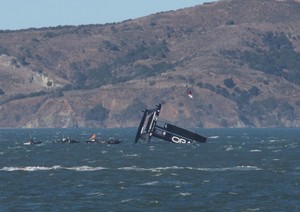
[0,0,216,30]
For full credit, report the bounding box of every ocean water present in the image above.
[0,128,299,211]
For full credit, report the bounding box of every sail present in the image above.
[91,134,97,139]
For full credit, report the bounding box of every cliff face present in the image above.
[1,0,300,128]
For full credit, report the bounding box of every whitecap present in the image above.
[194,166,261,172]
[225,145,234,151]
[149,200,159,204]
[286,143,298,148]
[179,192,192,196]
[118,166,141,171]
[140,181,159,186]
[117,165,261,173]
[124,154,139,157]
[209,136,219,139]
[87,192,104,196]
[66,166,107,171]
[249,149,262,152]
[121,199,135,203]
[0,165,107,172]
[0,165,62,172]
[155,166,185,171]
[118,166,186,173]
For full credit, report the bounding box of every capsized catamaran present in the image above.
[135,104,207,144]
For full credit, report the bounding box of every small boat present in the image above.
[58,137,80,143]
[23,138,42,145]
[98,139,122,144]
[86,134,122,144]
[85,133,98,143]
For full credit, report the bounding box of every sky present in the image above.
[0,0,216,30]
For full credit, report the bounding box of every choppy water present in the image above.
[0,128,299,211]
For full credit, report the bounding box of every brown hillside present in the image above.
[1,0,300,128]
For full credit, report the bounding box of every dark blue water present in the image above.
[0,128,299,211]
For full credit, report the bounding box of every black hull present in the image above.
[135,104,207,144]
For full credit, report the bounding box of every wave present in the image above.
[179,192,192,196]
[140,181,159,186]
[249,149,262,152]
[225,145,234,151]
[191,166,262,171]
[118,166,188,172]
[65,166,107,171]
[118,165,261,172]
[0,165,62,171]
[0,165,261,172]
[0,165,107,172]
[124,154,139,157]
[121,199,136,203]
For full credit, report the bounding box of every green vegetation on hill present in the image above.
[85,104,109,122]
[223,31,300,85]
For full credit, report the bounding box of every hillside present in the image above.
[1,0,300,128]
